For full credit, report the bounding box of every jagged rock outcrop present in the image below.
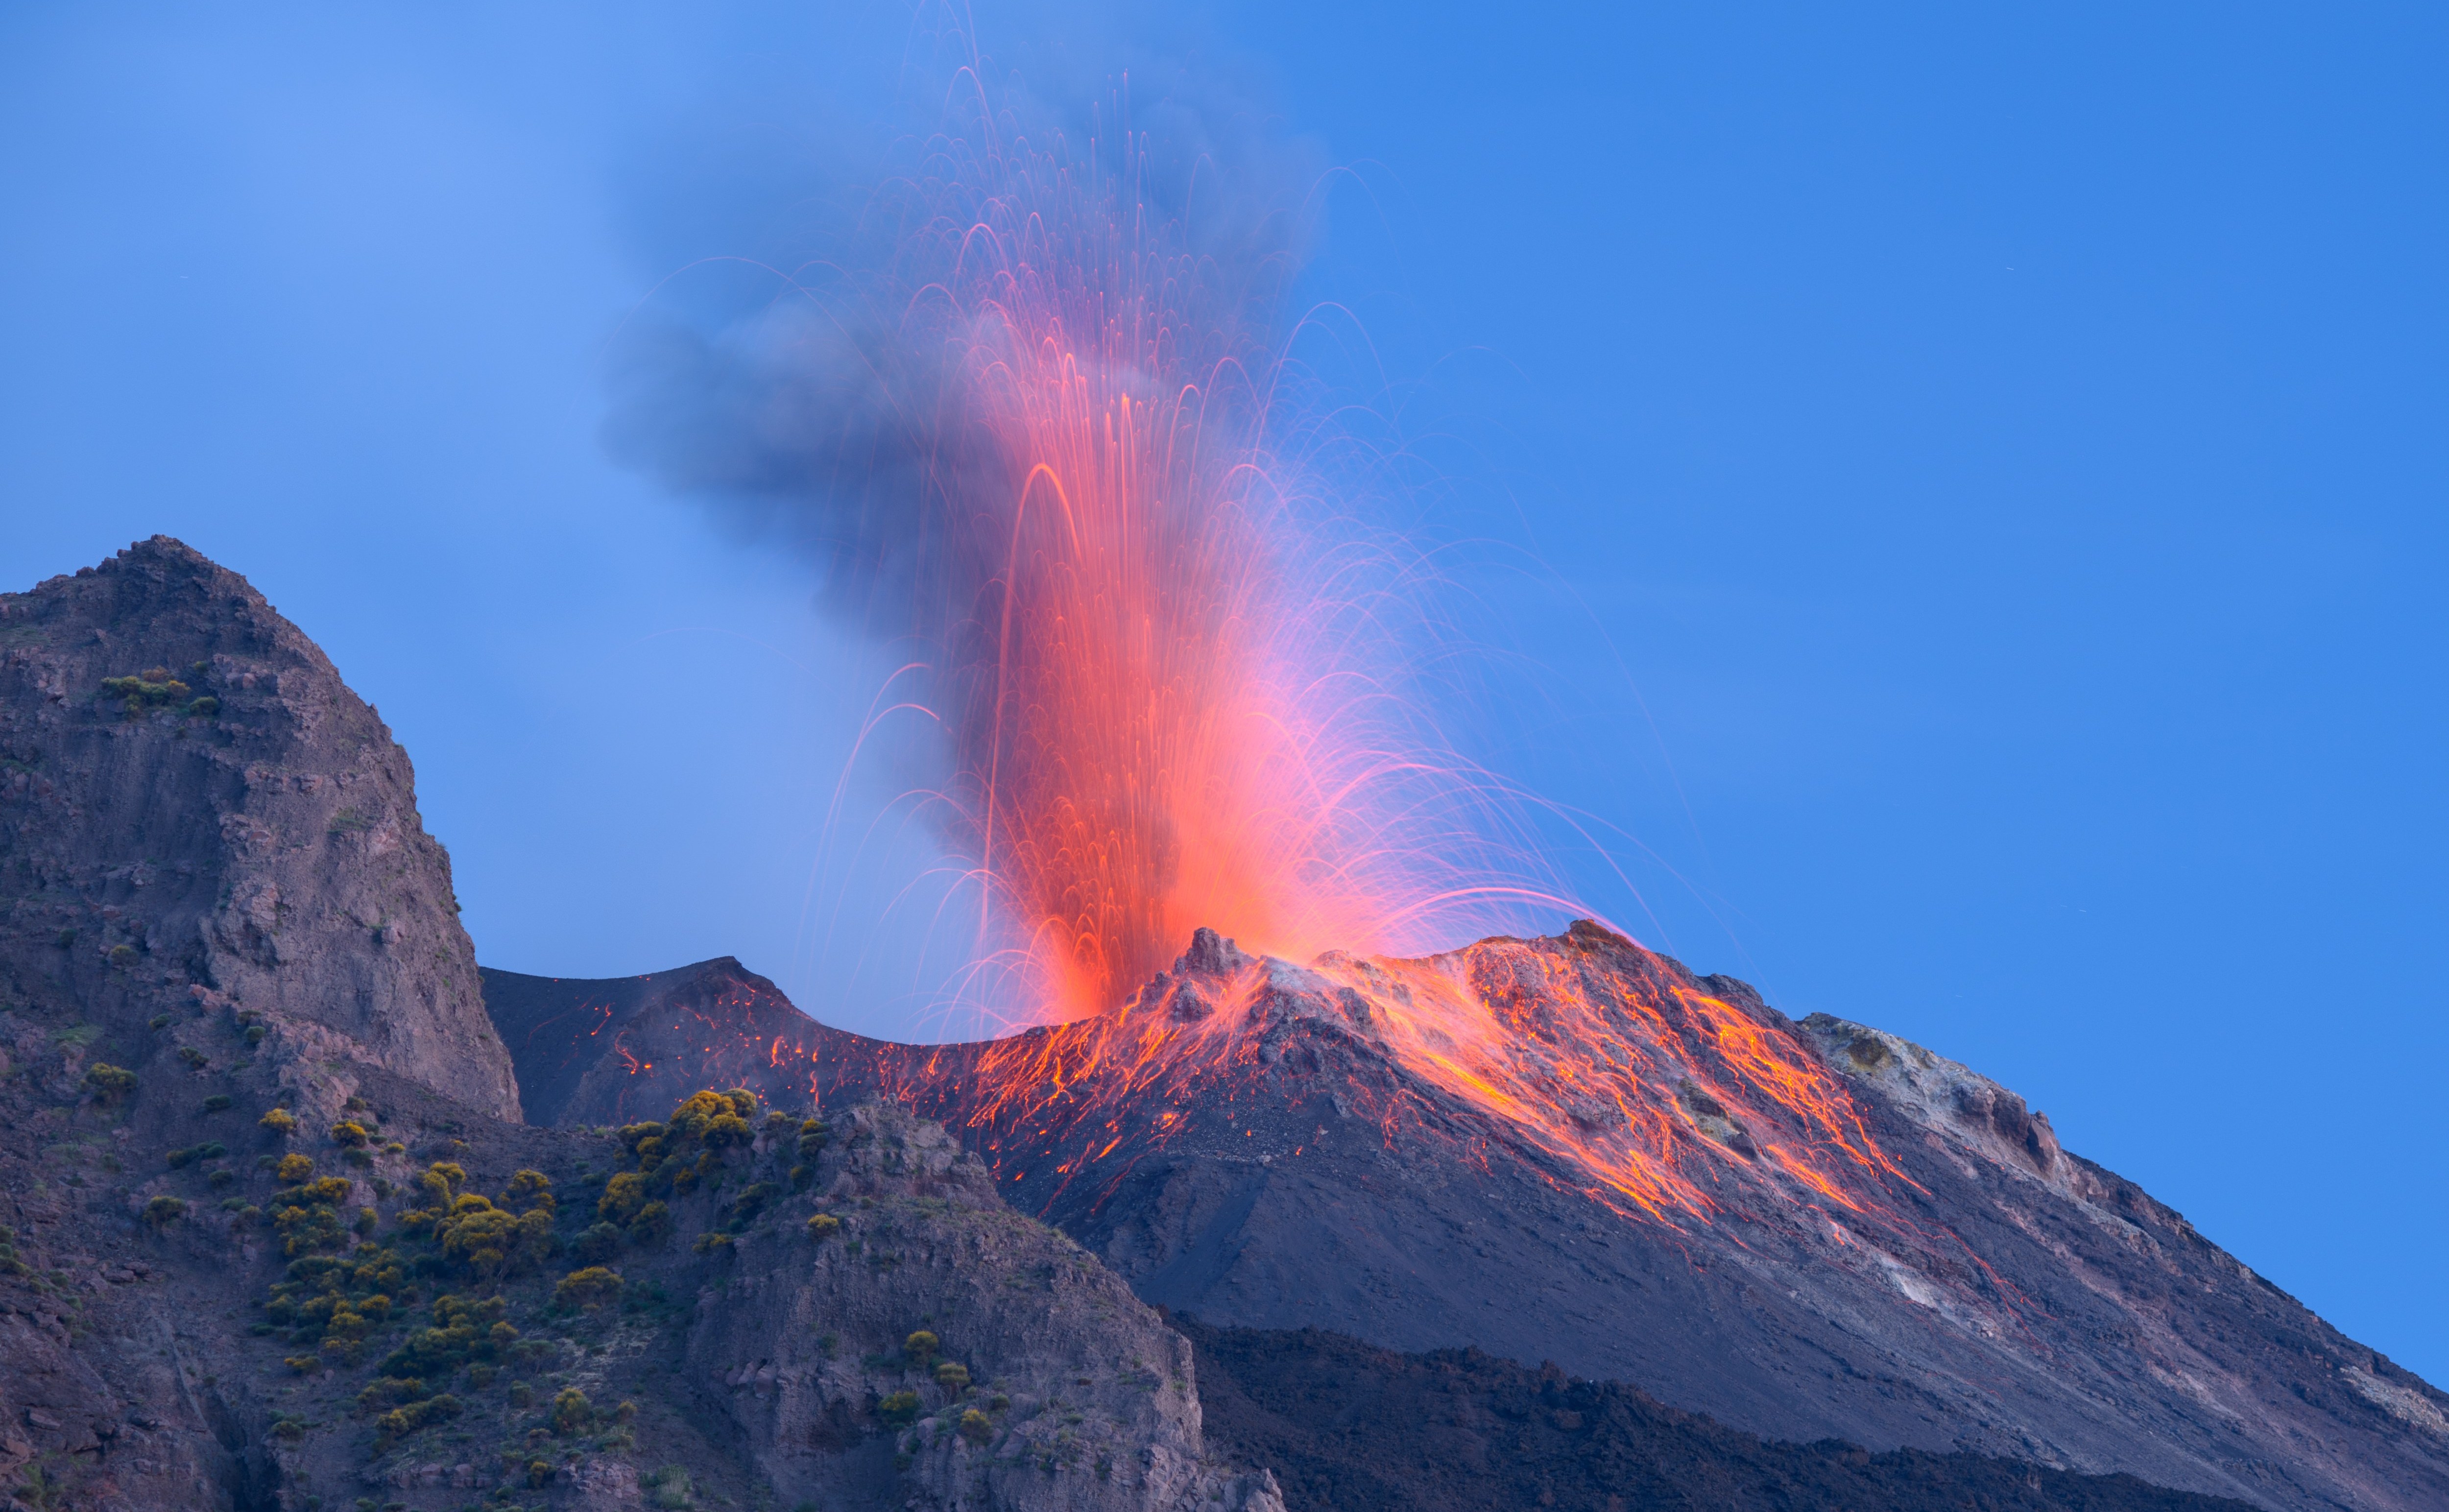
[0,1019,1281,1510]
[0,537,520,1120]
[691,1103,1282,1512]
[480,956,816,1127]
[0,540,1288,1511]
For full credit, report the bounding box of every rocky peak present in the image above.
[0,536,521,1120]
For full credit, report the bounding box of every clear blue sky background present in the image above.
[5,5,2443,1381]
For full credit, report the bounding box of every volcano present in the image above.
[5,539,2439,1512]
[486,927,2449,1512]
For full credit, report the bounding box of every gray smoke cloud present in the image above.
[601,2,1325,644]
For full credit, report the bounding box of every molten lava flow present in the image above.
[847,924,1915,1231]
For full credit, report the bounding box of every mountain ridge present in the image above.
[484,933,2449,1512]
[3,538,2434,1512]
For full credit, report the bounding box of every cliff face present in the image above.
[0,540,1281,1512]
[1182,1320,2257,1512]
[489,932,2449,1512]
[0,537,520,1120]
[686,1103,1281,1512]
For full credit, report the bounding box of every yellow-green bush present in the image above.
[553,1266,623,1311]
[550,1387,592,1436]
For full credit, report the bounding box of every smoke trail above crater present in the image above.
[611,38,1577,1027]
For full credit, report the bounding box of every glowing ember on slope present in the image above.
[915,923,1914,1228]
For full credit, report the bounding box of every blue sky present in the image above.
[5,5,2443,1381]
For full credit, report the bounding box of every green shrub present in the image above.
[431,1194,553,1279]
[597,1171,648,1224]
[167,1141,225,1169]
[724,1180,781,1231]
[265,1175,355,1257]
[378,1294,514,1378]
[550,1387,592,1436]
[355,1376,429,1412]
[100,669,191,714]
[553,1266,623,1311]
[201,1094,233,1113]
[372,1392,460,1445]
[879,1391,921,1426]
[416,1161,464,1206]
[83,1063,137,1100]
[644,1465,693,1510]
[628,1201,672,1247]
[107,944,138,970]
[147,1014,172,1031]
[570,1222,622,1263]
[503,1170,553,1213]
[142,1195,186,1228]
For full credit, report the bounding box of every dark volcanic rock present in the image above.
[690,1103,1281,1512]
[482,956,833,1127]
[490,935,2449,1512]
[0,537,520,1119]
[1181,1317,2258,1512]
[0,540,1280,1511]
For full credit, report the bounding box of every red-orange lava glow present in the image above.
[792,75,1911,1238]
[855,90,1562,1029]
[880,927,1913,1230]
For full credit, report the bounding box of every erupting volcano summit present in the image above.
[5,539,2446,1512]
[489,915,2449,1512]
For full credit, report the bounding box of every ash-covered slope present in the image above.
[491,930,2449,1512]
[0,537,520,1119]
[1182,1319,2255,1512]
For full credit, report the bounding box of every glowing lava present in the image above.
[813,72,1568,1029]
[924,922,1913,1227]
[702,66,1911,1238]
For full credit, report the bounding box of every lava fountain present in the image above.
[780,77,1570,1025]
[629,57,1916,1234]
